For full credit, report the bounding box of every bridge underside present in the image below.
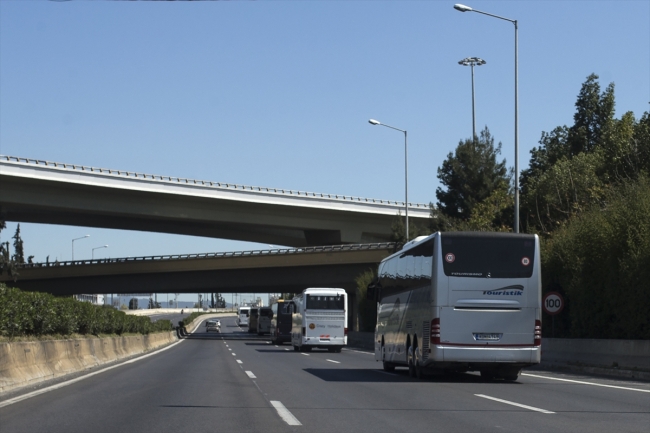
[0,168,430,247]
[1,245,395,296]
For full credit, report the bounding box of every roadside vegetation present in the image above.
[0,284,173,341]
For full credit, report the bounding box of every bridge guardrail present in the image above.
[1,155,430,209]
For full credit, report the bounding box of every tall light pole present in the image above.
[454,3,519,233]
[458,57,486,141]
[368,119,409,241]
[72,235,90,261]
[92,245,108,260]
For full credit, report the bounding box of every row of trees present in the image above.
[379,74,649,339]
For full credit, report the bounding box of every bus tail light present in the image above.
[534,320,542,346]
[302,327,306,336]
[430,318,441,345]
[344,327,348,336]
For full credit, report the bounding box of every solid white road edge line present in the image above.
[521,373,650,393]
[0,321,206,409]
[475,394,554,414]
[270,401,302,426]
[326,359,340,364]
[245,371,257,379]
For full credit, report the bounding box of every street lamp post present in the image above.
[72,235,90,261]
[368,119,409,241]
[92,245,108,260]
[458,57,486,141]
[454,3,519,233]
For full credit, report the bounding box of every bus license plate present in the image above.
[473,333,502,341]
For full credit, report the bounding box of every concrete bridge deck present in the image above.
[0,156,431,246]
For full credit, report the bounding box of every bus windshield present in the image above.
[306,294,345,310]
[441,233,535,279]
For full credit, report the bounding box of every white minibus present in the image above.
[237,306,251,327]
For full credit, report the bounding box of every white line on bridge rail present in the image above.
[475,394,555,414]
[270,401,302,426]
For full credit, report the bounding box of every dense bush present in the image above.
[0,285,172,339]
[541,177,650,339]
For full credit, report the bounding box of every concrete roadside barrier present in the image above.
[0,331,177,395]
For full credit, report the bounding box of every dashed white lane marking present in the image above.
[326,359,340,364]
[275,345,279,348]
[236,360,243,364]
[270,401,302,426]
[521,373,650,393]
[301,353,309,356]
[266,342,271,344]
[228,348,231,351]
[343,348,373,355]
[475,394,554,414]
[284,348,290,351]
[232,353,236,356]
[245,371,257,379]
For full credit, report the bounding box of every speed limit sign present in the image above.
[543,292,564,315]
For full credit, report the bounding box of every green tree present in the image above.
[390,211,428,243]
[12,224,25,264]
[354,268,377,332]
[0,221,17,279]
[567,73,615,156]
[435,127,509,221]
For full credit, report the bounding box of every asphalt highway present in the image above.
[1,316,648,433]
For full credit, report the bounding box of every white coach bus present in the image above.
[291,288,347,353]
[237,306,251,327]
[368,232,541,381]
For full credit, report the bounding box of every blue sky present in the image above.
[1,1,648,303]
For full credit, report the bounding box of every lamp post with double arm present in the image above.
[454,3,519,233]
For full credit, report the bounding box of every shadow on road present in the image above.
[303,368,521,384]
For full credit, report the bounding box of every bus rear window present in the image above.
[306,295,345,310]
[441,233,535,279]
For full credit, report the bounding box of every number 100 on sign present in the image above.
[543,292,564,315]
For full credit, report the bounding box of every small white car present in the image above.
[205,319,221,333]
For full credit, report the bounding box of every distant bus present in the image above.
[257,307,272,336]
[291,288,347,352]
[270,300,292,344]
[237,306,251,327]
[369,232,542,381]
[248,307,259,333]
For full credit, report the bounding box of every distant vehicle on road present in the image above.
[270,299,292,345]
[205,319,221,333]
[291,288,347,352]
[257,307,272,336]
[237,306,250,327]
[369,232,542,381]
[248,307,259,333]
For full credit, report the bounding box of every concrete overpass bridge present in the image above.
[0,156,431,246]
[0,243,397,296]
